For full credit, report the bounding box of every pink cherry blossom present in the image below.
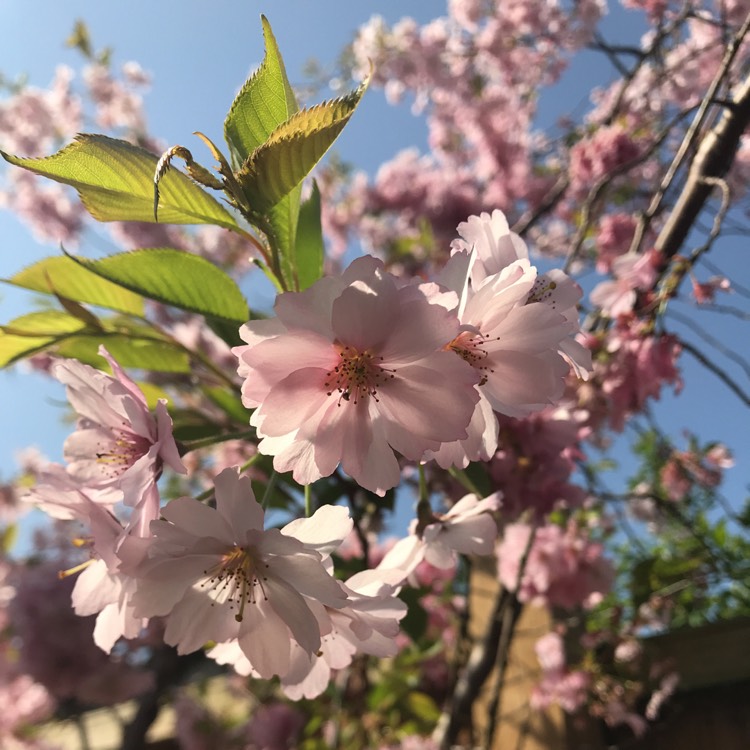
[590,250,659,317]
[9,560,152,706]
[441,248,585,417]
[497,522,613,609]
[130,468,350,679]
[23,468,152,652]
[378,493,500,579]
[233,255,480,495]
[53,346,185,533]
[210,567,407,700]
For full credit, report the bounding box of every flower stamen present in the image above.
[324,345,396,405]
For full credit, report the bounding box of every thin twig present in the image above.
[677,338,750,406]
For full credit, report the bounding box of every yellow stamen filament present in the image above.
[58,559,94,579]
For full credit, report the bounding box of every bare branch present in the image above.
[679,338,750,407]
[632,11,750,256]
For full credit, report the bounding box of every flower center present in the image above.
[95,425,151,478]
[324,345,395,405]
[200,546,268,622]
[449,330,494,385]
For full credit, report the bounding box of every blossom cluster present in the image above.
[11,207,590,712]
[235,209,589,494]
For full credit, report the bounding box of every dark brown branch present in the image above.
[434,587,514,749]
[633,11,750,257]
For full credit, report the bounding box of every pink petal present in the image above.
[281,504,353,556]
[161,496,234,542]
[214,468,264,534]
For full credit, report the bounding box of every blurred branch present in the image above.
[667,307,750,379]
[679,338,750,407]
[120,647,199,750]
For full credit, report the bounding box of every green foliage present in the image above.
[609,428,750,629]
[55,333,191,373]
[236,83,368,212]
[1,135,240,230]
[67,248,249,324]
[294,181,324,292]
[220,17,366,291]
[224,15,299,169]
[7,255,144,316]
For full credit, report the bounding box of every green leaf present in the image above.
[223,15,298,169]
[1,134,240,231]
[6,256,144,316]
[55,334,190,373]
[295,180,324,290]
[0,330,55,367]
[136,381,173,411]
[237,82,367,212]
[68,248,249,323]
[267,185,301,289]
[398,588,428,642]
[1,310,87,337]
[0,310,90,367]
[203,386,250,424]
[405,693,440,723]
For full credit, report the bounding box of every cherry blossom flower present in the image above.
[233,255,480,495]
[497,522,613,608]
[210,568,407,700]
[130,468,350,679]
[423,211,589,467]
[23,468,151,652]
[378,493,501,580]
[53,346,186,533]
[590,250,658,318]
[531,633,591,715]
[9,561,152,705]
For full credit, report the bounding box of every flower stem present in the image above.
[304,484,313,517]
[181,429,256,452]
[261,470,278,510]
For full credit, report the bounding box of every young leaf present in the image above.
[0,330,56,367]
[1,310,87,337]
[267,185,302,289]
[295,180,324,290]
[55,334,190,373]
[223,15,298,168]
[6,256,144,316]
[1,134,240,231]
[67,248,249,323]
[237,82,368,212]
[0,311,88,367]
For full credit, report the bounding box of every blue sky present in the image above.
[0,2,747,524]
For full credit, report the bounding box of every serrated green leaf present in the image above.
[1,134,240,231]
[267,185,301,289]
[237,82,367,211]
[6,256,144,316]
[224,15,298,169]
[55,334,190,373]
[0,330,55,367]
[68,248,249,323]
[1,310,87,337]
[295,180,324,290]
